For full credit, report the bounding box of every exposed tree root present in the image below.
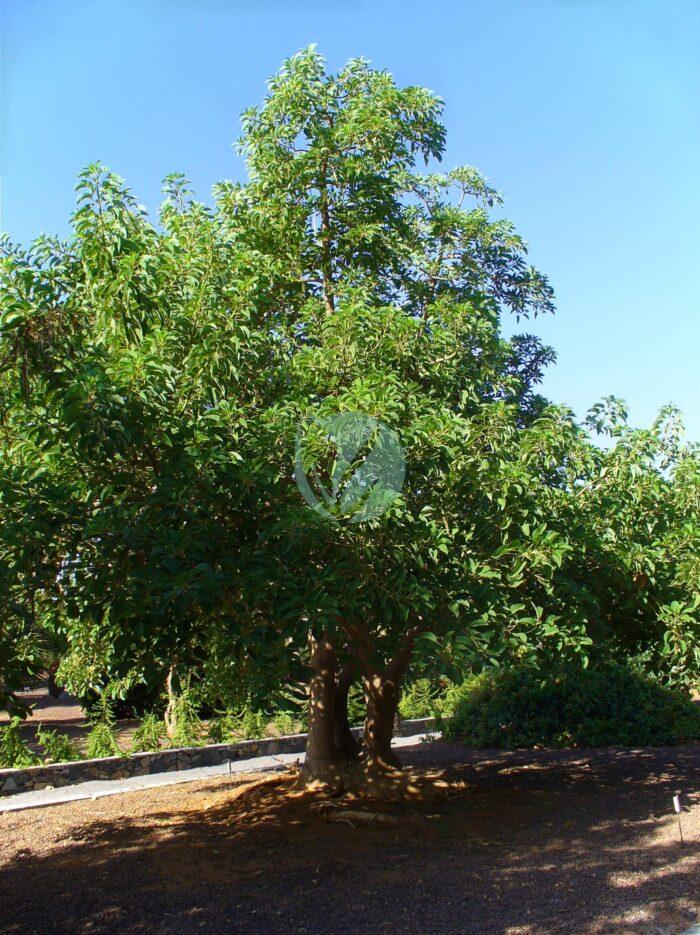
[202,769,299,812]
[199,762,472,839]
[312,802,401,826]
[300,753,471,802]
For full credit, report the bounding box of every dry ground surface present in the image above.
[0,742,698,935]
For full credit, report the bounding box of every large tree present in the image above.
[220,49,589,786]
[1,49,697,791]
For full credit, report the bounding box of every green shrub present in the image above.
[0,718,40,768]
[168,687,204,748]
[207,709,240,744]
[36,727,81,763]
[399,679,440,719]
[206,706,269,742]
[85,699,122,759]
[130,712,165,753]
[85,721,121,759]
[346,683,365,726]
[238,708,267,740]
[398,678,461,722]
[443,662,700,748]
[270,711,297,736]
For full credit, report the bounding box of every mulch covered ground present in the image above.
[1,741,698,934]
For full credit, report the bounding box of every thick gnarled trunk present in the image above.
[362,645,413,775]
[303,633,348,787]
[363,673,401,769]
[304,630,415,793]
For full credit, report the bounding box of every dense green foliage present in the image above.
[0,720,81,768]
[129,711,166,753]
[0,718,40,768]
[443,663,700,747]
[0,704,305,769]
[397,678,449,720]
[84,700,122,759]
[0,49,697,755]
[167,686,206,748]
[35,726,81,763]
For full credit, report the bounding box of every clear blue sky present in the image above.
[1,0,698,441]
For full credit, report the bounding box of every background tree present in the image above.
[0,166,286,723]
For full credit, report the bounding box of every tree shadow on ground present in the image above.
[1,743,698,935]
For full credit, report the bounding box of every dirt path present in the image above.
[0,686,139,754]
[1,742,698,934]
[0,686,85,726]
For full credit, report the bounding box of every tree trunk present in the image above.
[362,645,413,773]
[47,662,64,699]
[333,661,362,758]
[164,663,177,740]
[363,673,402,769]
[303,633,346,787]
[318,157,335,314]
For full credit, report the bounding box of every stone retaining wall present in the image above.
[0,717,436,796]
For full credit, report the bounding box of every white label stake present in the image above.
[673,794,684,844]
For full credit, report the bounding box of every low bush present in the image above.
[168,688,205,748]
[207,705,307,742]
[206,709,240,744]
[36,727,81,763]
[399,678,453,720]
[269,712,297,736]
[85,699,122,759]
[86,722,122,759]
[346,683,365,726]
[0,718,40,768]
[443,662,700,748]
[130,712,165,753]
[237,708,268,740]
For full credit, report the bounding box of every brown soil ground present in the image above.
[1,741,698,935]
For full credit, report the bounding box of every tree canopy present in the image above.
[1,48,697,785]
